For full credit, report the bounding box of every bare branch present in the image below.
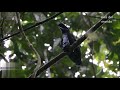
[28,52,66,78]
[0,12,63,42]
[89,41,97,78]
[16,12,42,78]
[0,53,9,63]
[71,12,116,50]
[44,49,51,78]
[28,12,116,78]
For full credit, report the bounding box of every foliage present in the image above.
[0,12,119,78]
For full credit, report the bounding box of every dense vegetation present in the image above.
[0,12,119,78]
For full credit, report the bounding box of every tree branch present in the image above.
[71,12,116,50]
[90,41,97,78]
[28,12,116,78]
[44,49,51,78]
[28,52,66,78]
[0,12,63,42]
[16,12,42,78]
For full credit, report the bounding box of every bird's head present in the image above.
[58,23,70,33]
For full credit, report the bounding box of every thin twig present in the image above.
[90,41,97,78]
[28,12,116,78]
[0,12,63,42]
[44,49,51,78]
[16,12,42,78]
[0,53,9,62]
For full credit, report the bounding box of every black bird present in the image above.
[58,23,82,65]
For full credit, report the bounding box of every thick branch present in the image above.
[0,12,63,42]
[71,12,116,50]
[28,12,116,78]
[28,52,66,78]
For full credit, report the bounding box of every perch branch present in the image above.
[28,12,116,78]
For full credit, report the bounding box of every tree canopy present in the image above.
[0,12,119,78]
